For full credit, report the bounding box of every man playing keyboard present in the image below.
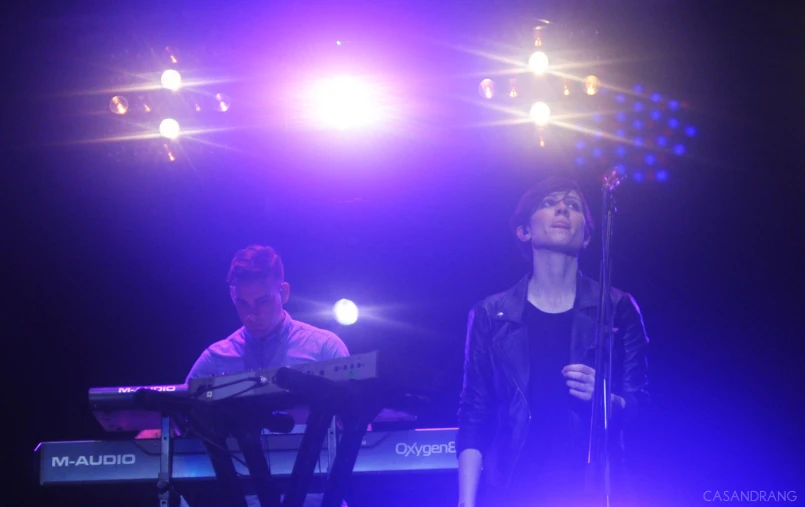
[186,244,348,380]
[140,244,349,506]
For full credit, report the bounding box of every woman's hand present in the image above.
[562,364,626,409]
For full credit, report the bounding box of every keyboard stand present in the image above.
[282,402,335,507]
[319,398,381,507]
[130,389,205,507]
[276,368,426,507]
[157,414,179,507]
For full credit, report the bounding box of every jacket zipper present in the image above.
[510,377,531,474]
[494,342,532,475]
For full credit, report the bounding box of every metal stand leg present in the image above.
[326,416,338,471]
[197,412,249,507]
[235,429,281,507]
[157,415,179,507]
[320,405,379,507]
[282,406,335,507]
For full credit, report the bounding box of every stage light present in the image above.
[159,118,180,139]
[533,27,544,47]
[668,118,679,129]
[163,144,176,162]
[685,126,697,137]
[656,169,669,181]
[139,95,153,113]
[478,79,495,99]
[309,76,382,130]
[214,93,231,112]
[528,52,549,75]
[164,46,180,64]
[650,110,662,121]
[529,102,550,126]
[668,100,680,111]
[109,96,129,115]
[584,75,600,95]
[651,92,662,103]
[333,299,359,325]
[161,69,182,91]
[673,144,685,155]
[508,78,518,98]
[656,135,668,147]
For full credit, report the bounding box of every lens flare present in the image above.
[508,78,518,98]
[584,75,600,96]
[109,96,129,114]
[214,93,231,112]
[478,79,495,99]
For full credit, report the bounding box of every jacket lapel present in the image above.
[492,272,603,388]
[491,275,530,396]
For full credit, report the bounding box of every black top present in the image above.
[507,301,580,497]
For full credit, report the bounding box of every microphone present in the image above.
[603,168,626,191]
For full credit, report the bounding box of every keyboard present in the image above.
[37,428,457,486]
[187,350,412,402]
[89,383,189,432]
[88,351,421,432]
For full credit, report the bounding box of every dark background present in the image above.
[3,0,804,505]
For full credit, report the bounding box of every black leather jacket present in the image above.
[456,272,650,487]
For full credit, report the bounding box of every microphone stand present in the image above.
[586,168,625,506]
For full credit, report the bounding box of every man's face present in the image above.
[523,189,590,254]
[230,277,289,338]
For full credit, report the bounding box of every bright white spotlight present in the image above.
[528,51,549,75]
[159,118,180,139]
[333,299,359,325]
[161,69,182,91]
[309,76,382,130]
[530,102,551,126]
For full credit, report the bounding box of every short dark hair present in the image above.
[227,245,285,286]
[509,176,595,258]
